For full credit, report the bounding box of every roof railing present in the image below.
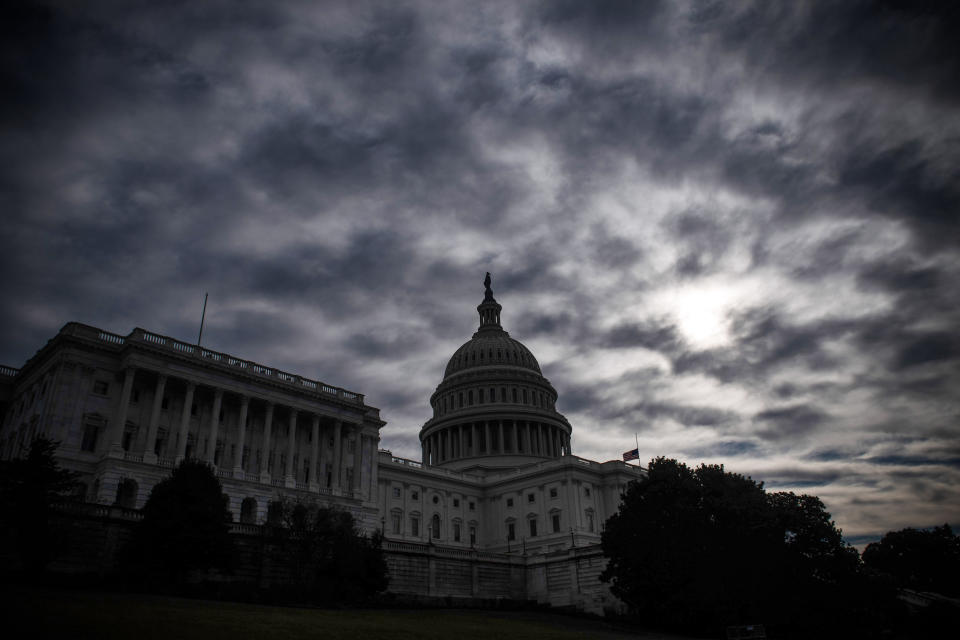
[67,323,365,406]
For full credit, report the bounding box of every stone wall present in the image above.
[4,504,624,615]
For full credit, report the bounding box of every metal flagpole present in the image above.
[635,432,640,466]
[197,292,208,346]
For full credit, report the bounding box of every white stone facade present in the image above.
[0,323,384,531]
[0,276,642,612]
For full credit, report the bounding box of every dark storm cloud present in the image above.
[599,320,682,352]
[2,0,959,543]
[753,405,830,441]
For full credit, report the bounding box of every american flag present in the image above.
[622,448,639,462]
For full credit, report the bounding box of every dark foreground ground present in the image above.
[4,587,700,640]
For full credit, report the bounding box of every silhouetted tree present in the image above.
[122,460,233,586]
[601,457,870,637]
[274,499,388,604]
[863,525,960,596]
[0,437,79,577]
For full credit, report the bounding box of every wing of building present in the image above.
[0,275,643,612]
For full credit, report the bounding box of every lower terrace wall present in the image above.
[2,503,624,615]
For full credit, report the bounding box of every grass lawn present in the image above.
[5,587,696,640]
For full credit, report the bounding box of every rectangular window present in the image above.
[92,380,109,396]
[587,512,595,533]
[410,517,419,537]
[81,424,99,452]
[393,487,401,498]
[468,501,475,511]
[507,522,515,541]
[453,498,460,507]
[411,491,419,501]
[154,431,166,457]
[130,389,140,404]
[453,523,461,542]
[506,497,514,507]
[470,526,477,546]
[529,519,537,538]
[161,396,169,410]
[549,487,558,498]
[552,514,561,533]
[122,428,135,452]
[528,493,535,503]
[392,512,402,534]
[345,468,354,486]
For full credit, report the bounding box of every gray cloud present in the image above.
[2,0,958,546]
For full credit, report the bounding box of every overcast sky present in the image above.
[3,0,958,545]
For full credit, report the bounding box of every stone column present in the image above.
[421,440,427,464]
[536,423,544,456]
[331,420,343,490]
[233,396,249,478]
[309,414,320,491]
[444,428,451,461]
[352,429,363,493]
[206,388,223,466]
[318,421,329,487]
[369,434,380,502]
[484,422,491,454]
[471,423,477,456]
[175,382,196,462]
[459,425,466,458]
[524,422,532,453]
[143,374,166,463]
[499,420,506,454]
[260,402,274,482]
[109,367,136,456]
[285,409,298,487]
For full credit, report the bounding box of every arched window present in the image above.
[431,514,441,539]
[115,478,138,509]
[240,497,257,524]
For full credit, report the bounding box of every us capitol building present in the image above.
[0,275,641,612]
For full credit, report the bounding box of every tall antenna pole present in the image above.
[197,292,208,346]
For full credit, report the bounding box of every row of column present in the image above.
[108,367,371,494]
[422,420,570,465]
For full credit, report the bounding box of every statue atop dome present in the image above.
[483,272,494,301]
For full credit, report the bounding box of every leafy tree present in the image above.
[862,524,960,596]
[122,459,233,586]
[273,499,388,604]
[0,437,79,577]
[601,457,867,636]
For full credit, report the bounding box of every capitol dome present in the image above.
[420,274,572,470]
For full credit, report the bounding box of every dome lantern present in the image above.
[477,272,503,332]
